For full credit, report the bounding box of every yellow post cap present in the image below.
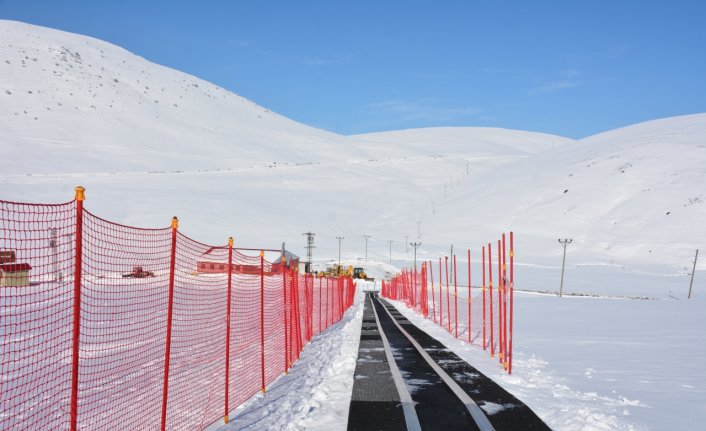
[228,237,234,247]
[171,217,179,229]
[260,250,264,257]
[74,186,85,201]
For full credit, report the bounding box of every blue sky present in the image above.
[1,0,705,138]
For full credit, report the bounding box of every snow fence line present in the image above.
[0,186,356,431]
[382,232,515,374]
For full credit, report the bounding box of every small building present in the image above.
[0,250,16,264]
[273,250,300,272]
[0,263,32,287]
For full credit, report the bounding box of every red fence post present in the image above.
[318,276,322,333]
[160,216,179,431]
[70,186,85,431]
[497,240,503,365]
[502,233,508,371]
[482,246,486,350]
[467,249,471,343]
[509,232,514,375]
[453,254,458,338]
[445,256,450,333]
[488,242,494,358]
[224,237,234,423]
[429,260,436,324]
[294,270,302,357]
[282,250,289,373]
[329,277,333,327]
[438,258,443,328]
[260,251,265,393]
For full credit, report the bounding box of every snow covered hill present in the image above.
[1,20,704,294]
[406,114,706,275]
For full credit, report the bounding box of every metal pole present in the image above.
[410,242,421,271]
[417,221,421,240]
[689,249,698,299]
[224,237,234,423]
[388,240,394,262]
[363,235,371,262]
[160,216,178,431]
[404,235,409,253]
[450,244,454,285]
[558,239,572,297]
[70,186,85,431]
[336,236,344,267]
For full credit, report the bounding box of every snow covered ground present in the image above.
[203,278,704,430]
[2,20,705,430]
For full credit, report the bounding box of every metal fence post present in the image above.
[224,237,234,423]
[70,186,85,431]
[160,216,178,431]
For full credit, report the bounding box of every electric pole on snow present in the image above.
[336,236,344,267]
[303,232,315,273]
[688,249,699,299]
[450,244,454,284]
[558,238,572,297]
[388,240,394,262]
[363,235,371,262]
[410,242,421,271]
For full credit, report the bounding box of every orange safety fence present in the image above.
[381,232,514,374]
[0,188,356,430]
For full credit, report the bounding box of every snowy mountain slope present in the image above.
[0,19,365,175]
[404,114,706,276]
[352,126,571,159]
[1,20,703,289]
[0,20,571,253]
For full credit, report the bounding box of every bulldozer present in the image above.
[317,264,352,278]
[122,266,155,278]
[352,267,373,281]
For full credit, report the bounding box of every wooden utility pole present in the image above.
[558,239,572,297]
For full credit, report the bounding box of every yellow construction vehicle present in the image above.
[353,267,373,281]
[318,264,353,278]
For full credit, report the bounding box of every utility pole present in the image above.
[363,235,371,262]
[302,232,315,271]
[688,249,699,299]
[450,244,454,284]
[558,238,572,297]
[388,240,394,262]
[404,235,409,253]
[417,221,421,240]
[336,236,344,267]
[410,242,421,271]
